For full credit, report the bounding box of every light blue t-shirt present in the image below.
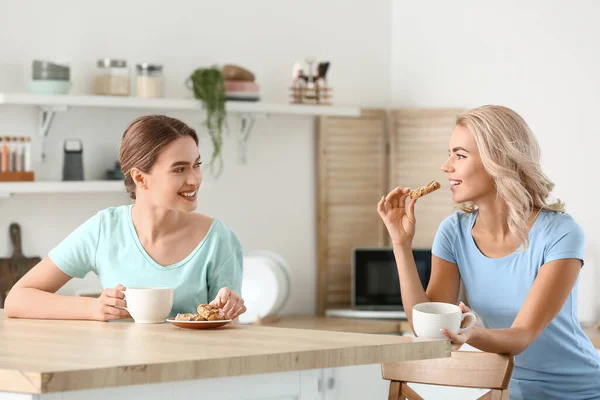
[49,205,243,318]
[433,210,600,400]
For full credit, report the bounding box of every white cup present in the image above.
[119,287,174,324]
[412,302,476,339]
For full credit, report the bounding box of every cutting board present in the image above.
[0,223,41,308]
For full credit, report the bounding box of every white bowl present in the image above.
[28,80,72,95]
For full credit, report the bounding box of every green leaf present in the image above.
[189,67,226,177]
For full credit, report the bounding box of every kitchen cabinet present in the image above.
[0,371,320,400]
[316,108,461,315]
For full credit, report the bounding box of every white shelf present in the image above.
[0,180,125,196]
[0,92,361,170]
[0,93,361,117]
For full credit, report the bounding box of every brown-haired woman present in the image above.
[5,115,246,322]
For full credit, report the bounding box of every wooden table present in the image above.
[262,315,600,348]
[0,311,449,399]
[255,315,410,335]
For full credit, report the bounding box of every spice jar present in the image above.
[94,59,130,96]
[135,63,163,98]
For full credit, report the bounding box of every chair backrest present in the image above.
[382,351,514,400]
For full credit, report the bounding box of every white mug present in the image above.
[118,287,174,324]
[412,302,476,339]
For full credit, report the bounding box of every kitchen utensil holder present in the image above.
[289,85,332,105]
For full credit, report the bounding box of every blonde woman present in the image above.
[378,106,600,399]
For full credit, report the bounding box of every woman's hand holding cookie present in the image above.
[377,187,417,248]
[210,287,246,320]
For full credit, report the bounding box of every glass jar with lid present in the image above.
[135,63,163,98]
[94,59,130,96]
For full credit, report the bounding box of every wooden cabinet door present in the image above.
[316,108,462,315]
[316,109,389,315]
[389,109,462,249]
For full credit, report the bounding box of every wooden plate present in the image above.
[166,319,232,329]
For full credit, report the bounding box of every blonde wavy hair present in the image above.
[456,105,564,249]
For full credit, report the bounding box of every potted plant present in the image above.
[188,67,226,177]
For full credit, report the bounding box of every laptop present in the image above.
[325,248,431,320]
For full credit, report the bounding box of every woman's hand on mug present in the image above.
[210,287,247,320]
[377,186,417,248]
[90,284,131,322]
[441,302,475,350]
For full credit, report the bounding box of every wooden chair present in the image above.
[382,351,514,400]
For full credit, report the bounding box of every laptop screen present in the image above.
[352,248,431,310]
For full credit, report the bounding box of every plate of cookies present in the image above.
[167,304,232,329]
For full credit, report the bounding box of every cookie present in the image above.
[196,304,226,321]
[409,181,441,199]
[175,313,195,321]
[175,312,207,321]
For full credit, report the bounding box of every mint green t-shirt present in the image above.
[48,205,243,318]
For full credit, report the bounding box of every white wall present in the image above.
[391,0,600,322]
[4,0,596,321]
[0,0,391,314]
